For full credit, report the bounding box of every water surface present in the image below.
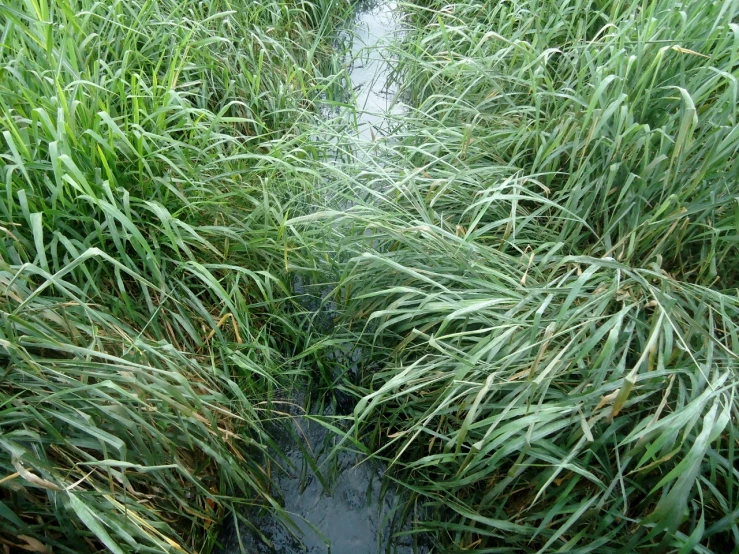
[218,4,424,553]
[218,411,421,553]
[347,1,402,143]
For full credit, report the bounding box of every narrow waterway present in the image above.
[347,1,402,144]
[218,410,420,554]
[218,3,422,553]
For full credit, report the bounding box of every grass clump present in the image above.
[0,0,350,552]
[319,0,739,551]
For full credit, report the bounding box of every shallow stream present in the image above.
[346,1,402,143]
[217,3,423,553]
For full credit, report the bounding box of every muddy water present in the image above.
[217,3,424,554]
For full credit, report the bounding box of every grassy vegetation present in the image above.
[3,0,739,552]
[0,0,350,552]
[313,0,739,551]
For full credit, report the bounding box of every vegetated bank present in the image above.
[0,0,352,552]
[316,0,739,551]
[3,0,739,552]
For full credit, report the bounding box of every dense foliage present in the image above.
[320,0,739,551]
[0,0,348,552]
[2,0,738,552]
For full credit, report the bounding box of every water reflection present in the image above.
[348,1,402,143]
[217,4,425,553]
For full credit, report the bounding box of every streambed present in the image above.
[218,3,423,553]
[347,1,402,144]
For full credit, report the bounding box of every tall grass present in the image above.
[0,0,350,552]
[310,0,739,551]
[4,0,739,551]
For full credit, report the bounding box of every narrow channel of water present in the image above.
[217,3,424,553]
[218,407,421,554]
[347,1,402,144]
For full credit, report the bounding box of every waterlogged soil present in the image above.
[217,3,425,553]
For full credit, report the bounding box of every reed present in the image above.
[314,0,739,551]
